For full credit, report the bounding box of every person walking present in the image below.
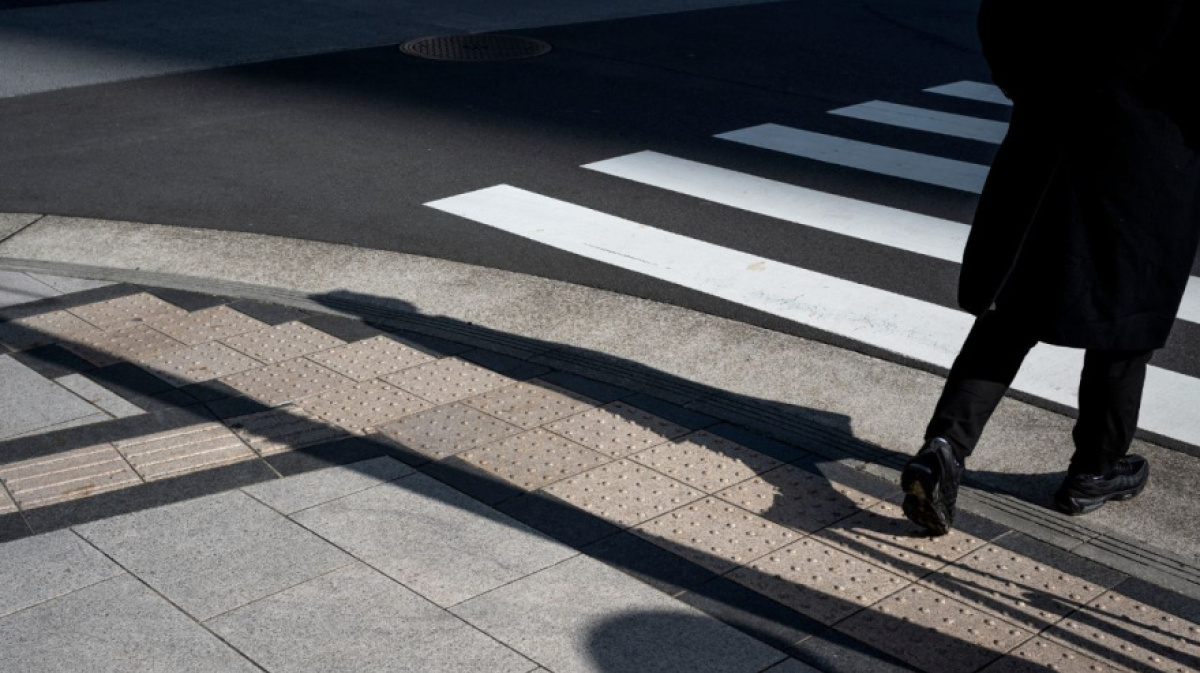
[901,0,1199,535]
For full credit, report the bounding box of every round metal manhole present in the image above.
[399,34,552,62]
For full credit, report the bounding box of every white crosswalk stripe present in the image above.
[829,100,1009,143]
[925,81,1012,106]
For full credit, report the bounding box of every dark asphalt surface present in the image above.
[1,0,1198,377]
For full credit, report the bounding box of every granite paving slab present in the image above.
[0,530,123,618]
[244,456,414,515]
[0,355,103,441]
[0,270,59,308]
[23,273,111,295]
[53,373,144,418]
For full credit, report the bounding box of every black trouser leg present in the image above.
[925,311,1038,459]
[1069,349,1154,475]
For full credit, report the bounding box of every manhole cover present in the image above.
[399,34,552,62]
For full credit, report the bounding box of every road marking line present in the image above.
[716,124,988,192]
[425,185,1200,447]
[829,101,1009,143]
[925,81,1012,106]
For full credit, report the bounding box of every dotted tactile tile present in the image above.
[220,358,353,407]
[382,356,516,404]
[714,464,880,534]
[0,444,142,509]
[837,585,1035,673]
[1047,591,1200,673]
[980,637,1122,673]
[373,403,525,462]
[140,341,263,386]
[634,497,800,575]
[457,429,611,491]
[816,500,988,580]
[728,537,911,625]
[67,293,187,330]
[0,310,101,349]
[64,324,187,366]
[543,459,706,528]
[221,322,345,364]
[295,380,433,434]
[114,423,256,481]
[543,401,689,458]
[307,335,436,382]
[463,380,598,429]
[628,430,783,493]
[227,408,350,457]
[924,544,1110,631]
[144,305,267,346]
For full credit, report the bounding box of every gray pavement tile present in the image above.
[86,362,177,398]
[495,491,624,549]
[0,529,123,618]
[7,412,111,440]
[0,511,32,543]
[0,574,258,673]
[141,287,228,312]
[263,436,388,477]
[788,627,921,673]
[674,575,826,654]
[244,456,414,514]
[763,659,823,673]
[208,563,537,673]
[24,272,112,295]
[0,213,41,240]
[75,490,353,620]
[10,344,96,379]
[292,473,576,607]
[581,530,718,597]
[0,355,103,441]
[301,313,388,343]
[55,373,145,418]
[0,284,142,323]
[0,270,60,308]
[450,554,785,673]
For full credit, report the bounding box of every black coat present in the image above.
[962,0,1200,351]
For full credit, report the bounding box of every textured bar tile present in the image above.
[635,497,800,575]
[221,322,344,363]
[220,358,353,407]
[64,324,186,367]
[464,380,598,429]
[140,342,263,386]
[817,500,989,580]
[383,356,516,404]
[227,407,350,456]
[543,459,705,528]
[53,374,144,418]
[457,429,611,492]
[307,335,435,381]
[980,637,1122,673]
[0,310,101,349]
[0,444,141,509]
[0,530,123,618]
[207,564,536,673]
[114,423,256,482]
[145,305,267,346]
[1047,589,1200,673]
[243,457,413,515]
[837,585,1035,673]
[295,380,433,434]
[728,537,911,625]
[714,463,880,534]
[373,403,525,464]
[67,292,187,329]
[629,430,783,493]
[543,401,689,458]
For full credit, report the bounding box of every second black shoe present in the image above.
[901,437,963,535]
[1054,455,1149,515]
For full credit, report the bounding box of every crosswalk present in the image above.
[426,80,1200,449]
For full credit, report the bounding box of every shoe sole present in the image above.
[1054,476,1149,516]
[901,462,951,535]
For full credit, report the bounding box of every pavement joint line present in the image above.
[0,215,46,247]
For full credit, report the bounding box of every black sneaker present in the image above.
[1054,455,1149,515]
[901,437,963,535]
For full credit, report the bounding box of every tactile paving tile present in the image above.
[306,335,436,382]
[220,358,353,407]
[838,585,1036,673]
[140,341,263,386]
[628,430,783,493]
[0,444,142,509]
[924,544,1110,631]
[634,496,800,575]
[543,401,690,458]
[373,403,525,462]
[295,380,433,434]
[714,463,880,534]
[456,429,611,491]
[0,310,101,349]
[67,292,187,330]
[114,422,256,481]
[980,637,1122,673]
[144,305,267,346]
[728,537,911,625]
[382,356,516,404]
[221,321,345,364]
[816,500,988,580]
[1047,591,1200,673]
[464,380,598,429]
[227,407,351,456]
[543,459,706,528]
[63,324,187,366]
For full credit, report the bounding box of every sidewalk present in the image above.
[1,270,1198,673]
